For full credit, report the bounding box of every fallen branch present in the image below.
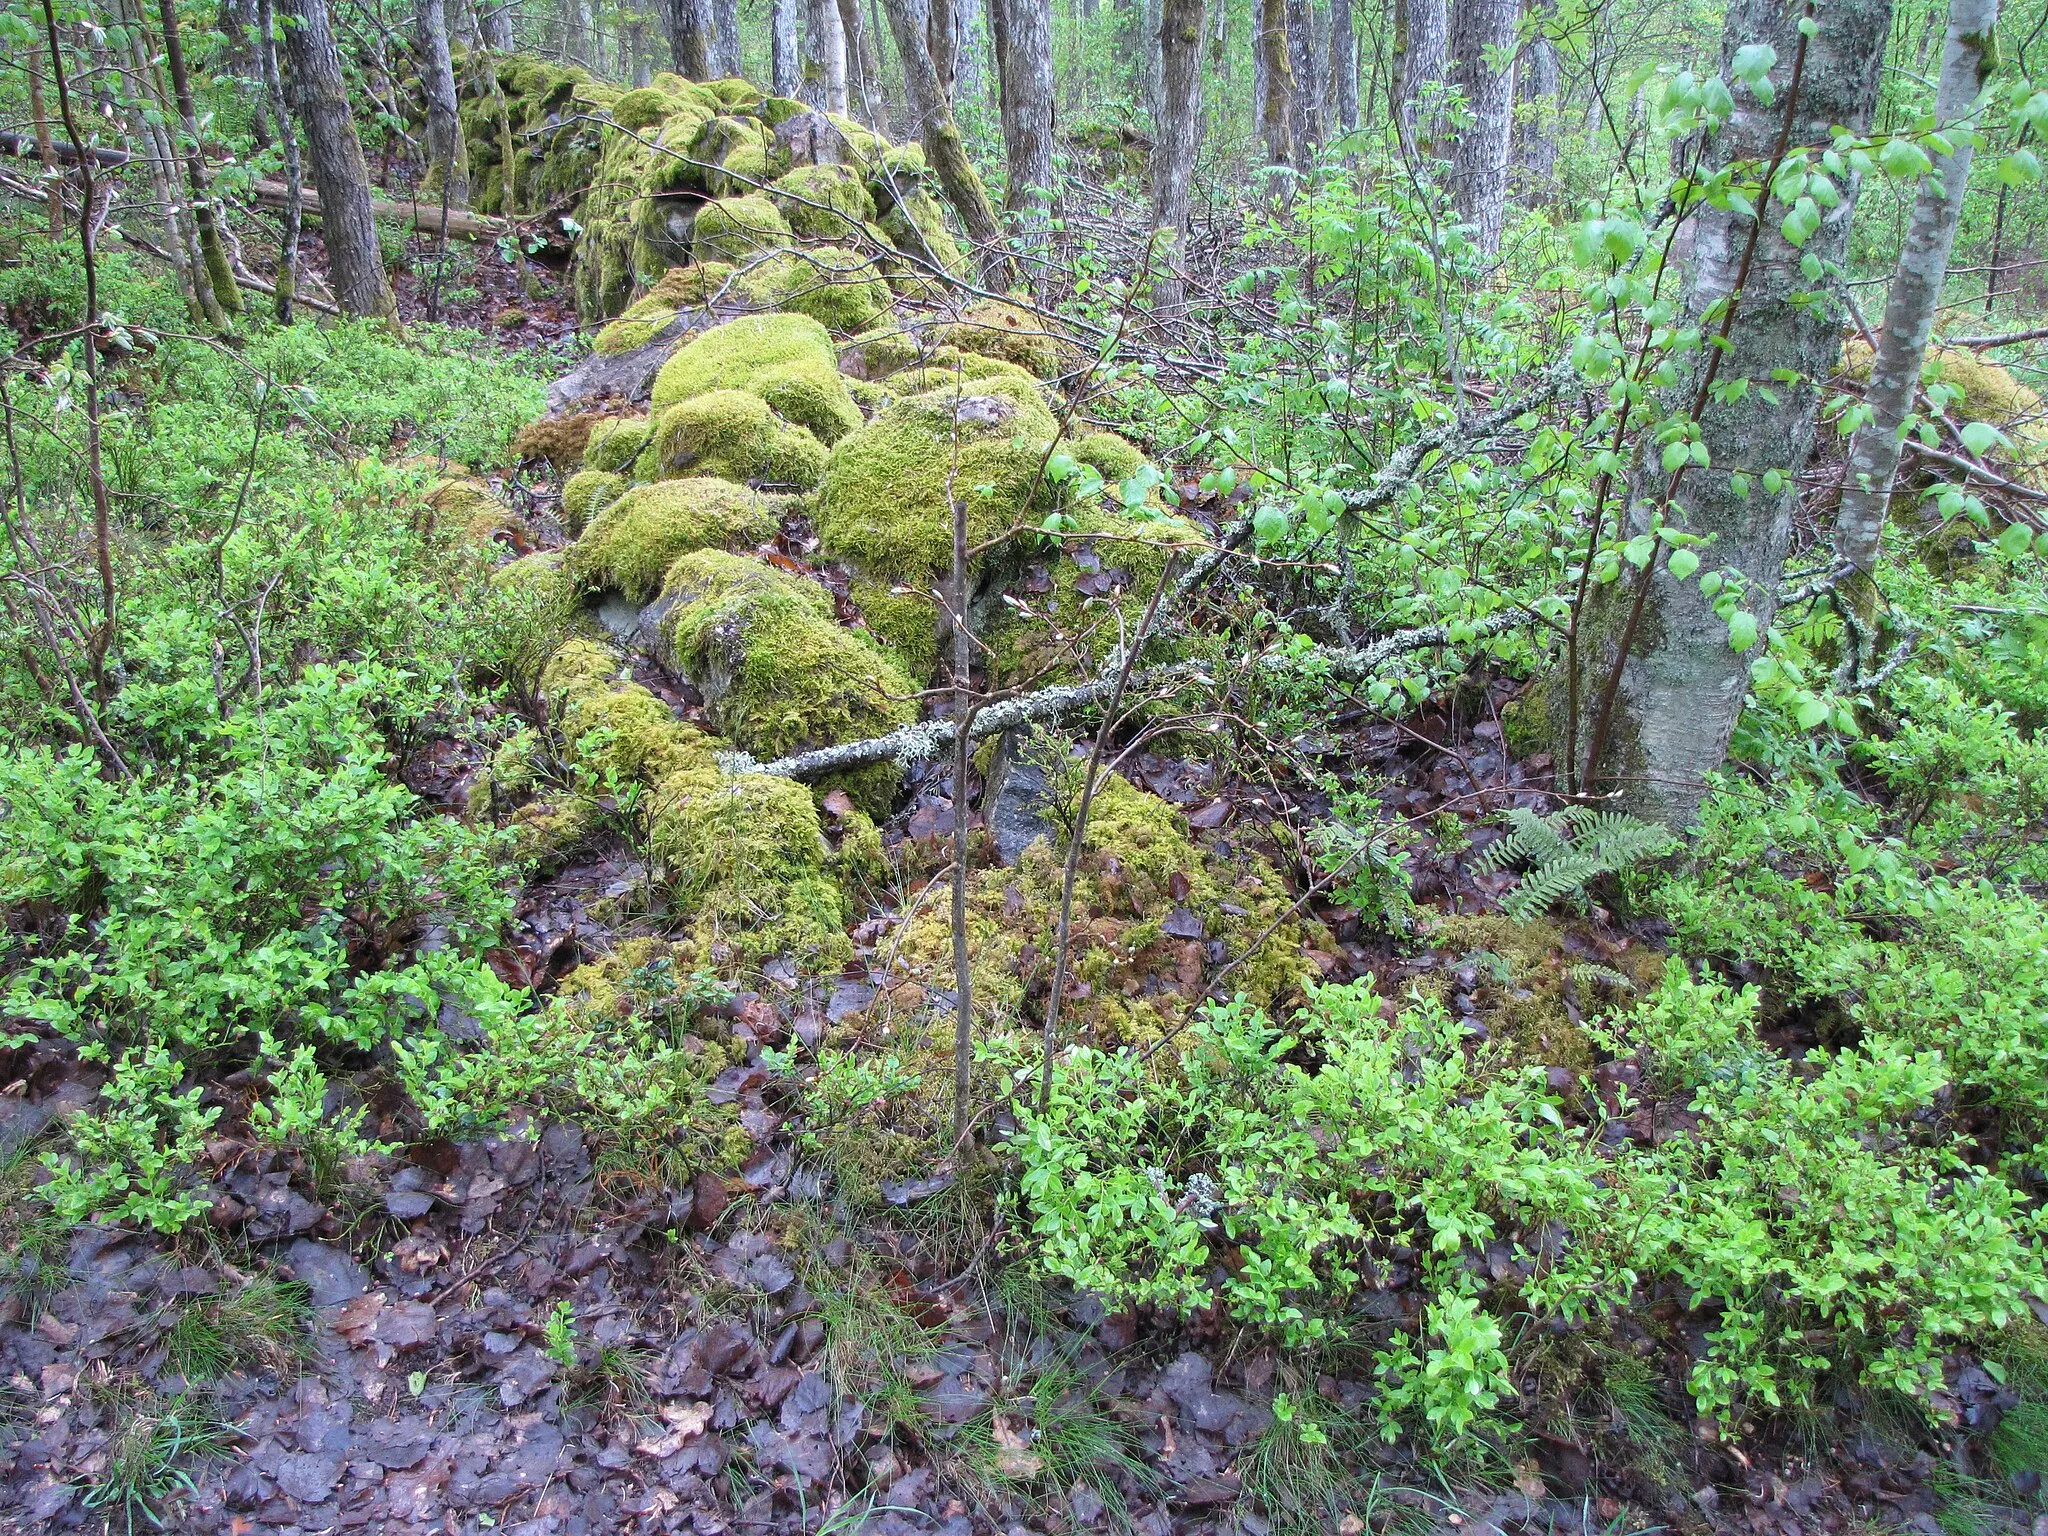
[1943,324,2048,350]
[1903,436,2048,511]
[733,610,1527,780]
[247,179,557,247]
[0,130,129,168]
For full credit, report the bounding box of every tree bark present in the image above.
[839,0,893,130]
[1287,0,1321,161]
[1447,0,1515,255]
[626,18,654,83]
[1399,0,1445,151]
[773,0,804,92]
[1569,0,1893,824]
[477,0,514,49]
[988,0,1057,219]
[929,0,960,92]
[879,0,1007,251]
[419,0,469,207]
[1330,0,1358,135]
[804,0,850,109]
[154,0,244,314]
[1257,0,1295,169]
[26,33,64,239]
[1511,1,1558,199]
[711,0,743,74]
[1151,0,1203,312]
[257,0,303,321]
[1833,0,1998,591]
[278,0,401,324]
[664,0,713,76]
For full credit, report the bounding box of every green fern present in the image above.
[1475,807,1676,920]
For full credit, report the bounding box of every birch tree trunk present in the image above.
[257,0,302,321]
[805,0,850,108]
[879,0,1007,249]
[279,0,401,324]
[1258,0,1295,169]
[1569,0,1893,824]
[1150,0,1204,312]
[988,0,1058,219]
[773,0,804,92]
[1330,0,1358,136]
[1832,0,1998,591]
[154,0,244,314]
[1447,0,1515,255]
[420,0,470,207]
[664,0,713,76]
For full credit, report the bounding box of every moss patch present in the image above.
[1073,430,1146,485]
[591,265,737,356]
[888,771,1326,1046]
[541,638,712,786]
[584,414,653,473]
[651,312,863,445]
[770,162,876,238]
[562,469,628,536]
[693,193,792,263]
[941,300,1075,379]
[737,247,892,336]
[658,549,916,814]
[568,477,784,602]
[654,389,828,490]
[877,189,966,279]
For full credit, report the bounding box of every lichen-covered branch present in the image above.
[734,610,1527,779]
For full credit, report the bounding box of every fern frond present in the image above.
[1479,807,1677,919]
[1567,963,1636,995]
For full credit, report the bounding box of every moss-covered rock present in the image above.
[569,477,784,602]
[611,85,683,131]
[737,247,892,335]
[651,313,863,445]
[1074,430,1146,485]
[769,162,877,238]
[816,383,1065,675]
[428,476,519,543]
[877,189,967,280]
[842,322,929,378]
[591,264,739,355]
[562,469,628,535]
[693,193,791,263]
[658,550,916,814]
[889,770,1327,1045]
[942,299,1075,379]
[654,389,828,489]
[584,414,653,474]
[706,77,764,110]
[539,638,852,969]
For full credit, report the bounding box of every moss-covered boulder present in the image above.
[591,264,737,356]
[888,770,1326,1046]
[877,188,967,280]
[654,389,828,489]
[693,193,791,263]
[738,248,893,335]
[539,639,852,968]
[611,85,682,131]
[816,383,1065,675]
[942,300,1075,379]
[562,469,628,535]
[568,477,784,602]
[651,313,863,445]
[1073,430,1146,485]
[584,414,653,473]
[842,322,929,378]
[769,162,876,237]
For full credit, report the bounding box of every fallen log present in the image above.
[247,180,563,248]
[0,131,130,168]
[732,610,1529,781]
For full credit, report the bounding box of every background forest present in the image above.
[2,0,2048,1530]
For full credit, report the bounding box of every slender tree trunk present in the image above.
[1257,0,1295,169]
[26,34,64,239]
[879,0,1007,250]
[1151,0,1203,312]
[1569,0,1893,824]
[1142,0,1165,129]
[257,0,303,320]
[1330,0,1357,135]
[478,0,514,48]
[840,0,893,130]
[773,0,804,92]
[988,0,1057,219]
[711,0,743,74]
[1399,0,1445,151]
[1287,0,1321,161]
[626,18,654,83]
[1447,0,1514,254]
[110,0,211,325]
[929,0,960,91]
[805,0,851,109]
[1511,0,1557,199]
[664,0,713,76]
[279,0,401,324]
[1833,0,1997,596]
[155,0,244,313]
[420,0,470,207]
